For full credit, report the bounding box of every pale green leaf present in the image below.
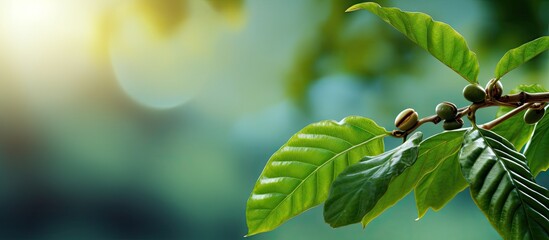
[414,149,467,219]
[525,110,549,177]
[459,128,549,239]
[246,116,388,236]
[495,36,549,79]
[347,2,479,83]
[324,132,422,228]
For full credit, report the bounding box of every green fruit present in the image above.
[443,118,464,130]
[435,102,458,120]
[485,79,503,99]
[523,108,545,124]
[463,84,486,103]
[394,108,418,131]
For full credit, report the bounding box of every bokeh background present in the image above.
[0,0,547,239]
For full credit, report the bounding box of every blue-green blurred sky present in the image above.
[0,0,547,239]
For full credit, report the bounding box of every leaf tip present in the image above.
[346,2,381,12]
[360,218,372,229]
[244,228,259,237]
[415,209,428,221]
[345,4,362,12]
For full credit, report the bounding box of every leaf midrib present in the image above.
[393,133,464,191]
[477,129,536,238]
[253,132,387,230]
[332,147,398,225]
[416,145,461,209]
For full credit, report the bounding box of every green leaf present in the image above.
[459,128,549,240]
[492,84,547,151]
[324,132,422,228]
[347,2,479,83]
[414,131,468,219]
[246,116,388,236]
[495,84,547,120]
[491,109,533,151]
[360,130,466,227]
[495,36,549,79]
[525,110,549,177]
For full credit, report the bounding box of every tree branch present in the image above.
[499,92,549,104]
[390,91,549,138]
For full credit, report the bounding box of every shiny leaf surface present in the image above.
[246,116,388,236]
[525,110,549,177]
[495,36,549,79]
[347,2,479,83]
[324,132,422,228]
[459,128,549,240]
[414,131,468,219]
[360,130,466,227]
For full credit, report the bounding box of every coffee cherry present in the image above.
[395,108,419,131]
[435,102,458,121]
[463,84,486,103]
[443,118,464,130]
[485,79,503,99]
[524,108,545,124]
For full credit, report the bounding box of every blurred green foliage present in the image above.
[0,0,546,239]
[136,0,189,36]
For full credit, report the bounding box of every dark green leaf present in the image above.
[347,2,479,83]
[246,116,388,236]
[525,110,549,177]
[495,36,549,79]
[360,130,466,227]
[324,132,422,228]
[414,131,468,219]
[492,84,547,151]
[459,128,549,239]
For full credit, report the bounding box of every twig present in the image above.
[479,103,534,130]
[390,91,549,138]
[391,115,441,138]
[499,92,549,104]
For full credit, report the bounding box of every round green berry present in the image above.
[435,102,458,121]
[443,118,464,130]
[463,84,486,103]
[524,108,545,125]
[395,108,419,131]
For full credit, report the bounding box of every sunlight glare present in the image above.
[4,0,58,30]
[1,0,107,110]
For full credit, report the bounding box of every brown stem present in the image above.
[480,102,534,130]
[498,92,549,104]
[391,104,492,138]
[466,102,495,123]
[391,115,441,138]
[455,106,470,118]
[390,91,549,138]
